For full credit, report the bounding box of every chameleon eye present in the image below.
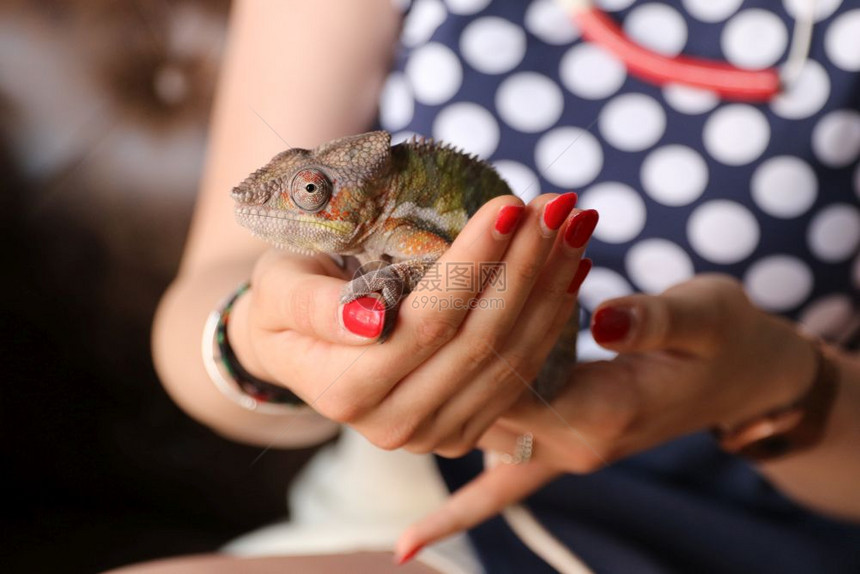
[290,169,332,212]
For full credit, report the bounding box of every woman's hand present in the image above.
[228,193,595,456]
[396,275,820,558]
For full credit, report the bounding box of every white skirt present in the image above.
[222,426,484,574]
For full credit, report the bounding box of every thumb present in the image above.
[395,459,557,563]
[591,276,737,355]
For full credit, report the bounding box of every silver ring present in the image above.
[500,433,534,465]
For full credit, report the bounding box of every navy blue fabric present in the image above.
[438,437,860,573]
[386,1,860,571]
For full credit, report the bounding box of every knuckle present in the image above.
[435,422,477,458]
[288,282,316,334]
[512,259,543,286]
[316,397,364,424]
[501,349,533,378]
[462,337,496,365]
[403,440,435,455]
[373,422,419,451]
[435,442,472,459]
[703,278,751,345]
[414,315,460,349]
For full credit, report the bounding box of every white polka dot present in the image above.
[596,0,636,11]
[662,84,719,115]
[771,60,831,120]
[433,102,499,158]
[812,110,860,168]
[525,0,581,45]
[703,105,770,166]
[751,156,818,219]
[626,239,695,294]
[493,160,541,203]
[682,0,743,22]
[641,145,708,206]
[406,43,463,105]
[722,9,788,70]
[579,182,647,243]
[577,329,618,361]
[744,255,814,311]
[496,72,564,133]
[402,0,447,47]
[784,0,844,23]
[825,9,860,72]
[800,295,854,339]
[560,43,626,100]
[599,94,666,152]
[579,267,633,311]
[807,203,860,263]
[379,73,414,132]
[460,17,526,74]
[535,127,604,188]
[444,0,491,15]
[624,3,688,57]
[688,200,760,264]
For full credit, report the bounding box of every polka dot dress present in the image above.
[382,0,860,355]
[382,2,860,572]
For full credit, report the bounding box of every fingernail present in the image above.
[542,192,578,232]
[494,205,524,236]
[342,297,385,338]
[395,544,424,565]
[564,209,599,249]
[592,306,632,345]
[567,258,592,293]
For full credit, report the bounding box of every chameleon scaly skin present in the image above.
[232,131,508,312]
[232,131,574,398]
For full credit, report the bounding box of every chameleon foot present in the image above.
[341,263,408,341]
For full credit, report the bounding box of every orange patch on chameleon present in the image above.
[384,219,450,257]
[320,188,358,220]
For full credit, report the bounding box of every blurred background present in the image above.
[0,2,319,572]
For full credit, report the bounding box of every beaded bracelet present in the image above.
[202,282,308,414]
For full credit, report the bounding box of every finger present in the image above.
[251,251,380,345]
[395,459,558,562]
[372,195,577,450]
[427,214,597,453]
[345,196,526,431]
[460,193,579,339]
[386,195,525,356]
[497,209,597,397]
[590,277,741,355]
[404,380,521,457]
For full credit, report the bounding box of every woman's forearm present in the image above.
[758,347,860,521]
[152,0,400,446]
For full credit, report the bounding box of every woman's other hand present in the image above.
[397,275,822,558]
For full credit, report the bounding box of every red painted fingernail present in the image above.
[592,306,632,345]
[396,544,424,565]
[494,205,524,235]
[564,209,599,249]
[342,297,385,338]
[542,192,578,231]
[567,258,592,293]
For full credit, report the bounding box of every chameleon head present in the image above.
[231,131,392,255]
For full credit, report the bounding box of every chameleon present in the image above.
[231,130,576,398]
